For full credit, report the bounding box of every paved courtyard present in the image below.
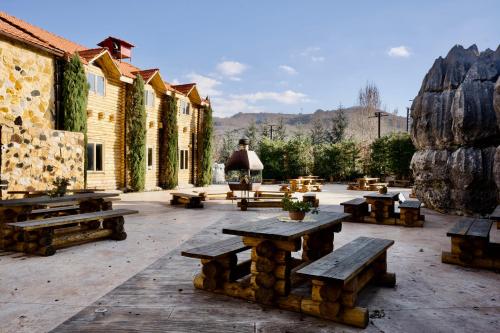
[0,184,499,333]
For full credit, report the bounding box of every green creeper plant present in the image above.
[160,94,178,189]
[197,104,213,186]
[61,53,89,185]
[126,74,146,191]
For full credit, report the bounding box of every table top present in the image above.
[222,212,349,241]
[357,177,379,181]
[7,189,105,195]
[364,192,400,201]
[0,192,119,207]
[490,205,500,220]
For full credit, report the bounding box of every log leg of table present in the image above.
[0,206,32,250]
[243,237,300,305]
[302,229,334,262]
[398,207,424,227]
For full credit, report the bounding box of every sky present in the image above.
[3,0,499,118]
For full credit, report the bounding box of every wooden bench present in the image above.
[236,197,287,211]
[30,205,79,219]
[340,198,368,222]
[296,237,395,328]
[170,192,204,208]
[442,218,499,270]
[346,182,359,190]
[181,237,251,291]
[490,205,500,229]
[254,190,291,199]
[369,182,388,191]
[5,209,138,256]
[398,200,424,227]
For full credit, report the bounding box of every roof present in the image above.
[0,11,85,55]
[98,36,135,48]
[172,83,196,95]
[0,11,207,100]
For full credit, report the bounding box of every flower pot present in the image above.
[289,211,306,221]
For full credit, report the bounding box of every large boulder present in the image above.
[411,44,500,215]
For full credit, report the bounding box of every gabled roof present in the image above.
[98,36,134,48]
[132,69,159,83]
[172,83,196,95]
[78,47,108,64]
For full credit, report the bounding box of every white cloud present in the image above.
[388,46,411,58]
[185,73,221,96]
[233,90,308,104]
[311,56,325,62]
[216,61,248,79]
[279,65,297,75]
[171,78,181,85]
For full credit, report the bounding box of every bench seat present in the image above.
[340,198,368,222]
[397,199,424,227]
[30,205,79,218]
[296,236,395,328]
[5,209,138,256]
[442,218,499,270]
[490,205,500,229]
[181,237,252,290]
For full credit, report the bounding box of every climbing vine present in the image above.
[160,94,178,189]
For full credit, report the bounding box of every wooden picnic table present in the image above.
[223,212,348,301]
[491,205,500,229]
[7,188,105,198]
[363,192,400,224]
[0,192,119,223]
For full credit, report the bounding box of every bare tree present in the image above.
[352,82,381,142]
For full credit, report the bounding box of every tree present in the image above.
[244,120,259,150]
[274,117,287,140]
[353,82,381,142]
[310,118,325,145]
[219,130,237,163]
[386,132,415,179]
[259,138,286,179]
[285,136,313,178]
[326,104,348,143]
[126,74,147,191]
[61,53,89,184]
[197,104,213,186]
[160,94,178,189]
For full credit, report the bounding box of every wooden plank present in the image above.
[7,209,138,231]
[364,192,400,201]
[181,237,250,260]
[0,192,119,207]
[466,218,492,239]
[31,205,79,215]
[490,205,500,221]
[399,200,421,209]
[340,198,366,206]
[171,192,201,198]
[222,212,349,241]
[296,237,394,284]
[446,218,474,237]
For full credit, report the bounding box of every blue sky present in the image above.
[3,0,499,117]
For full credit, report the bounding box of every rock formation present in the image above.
[410,44,500,215]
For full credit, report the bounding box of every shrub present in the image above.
[160,94,178,189]
[259,138,286,179]
[284,136,313,178]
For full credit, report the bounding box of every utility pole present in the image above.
[268,124,277,140]
[369,111,388,138]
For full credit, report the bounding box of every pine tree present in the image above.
[61,53,89,184]
[126,74,146,191]
[197,104,213,186]
[160,94,178,189]
[244,120,259,150]
[327,104,348,143]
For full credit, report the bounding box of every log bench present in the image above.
[340,198,368,222]
[237,197,285,211]
[296,237,396,328]
[490,205,500,229]
[30,205,79,219]
[181,237,252,291]
[369,182,388,191]
[170,193,204,208]
[5,209,138,256]
[302,193,319,208]
[442,218,500,271]
[397,200,424,227]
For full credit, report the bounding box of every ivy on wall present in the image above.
[61,53,89,185]
[197,104,213,186]
[126,74,146,191]
[160,94,178,189]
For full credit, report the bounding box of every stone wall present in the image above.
[1,125,84,196]
[410,45,500,215]
[0,37,56,129]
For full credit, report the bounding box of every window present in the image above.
[179,149,189,170]
[147,147,153,170]
[87,73,105,96]
[179,100,190,115]
[87,143,103,171]
[145,90,155,108]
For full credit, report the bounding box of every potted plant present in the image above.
[282,197,319,221]
[50,177,71,197]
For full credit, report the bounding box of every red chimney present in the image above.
[97,36,134,60]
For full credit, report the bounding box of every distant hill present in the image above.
[214,107,408,141]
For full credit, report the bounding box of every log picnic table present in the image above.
[7,188,105,198]
[182,212,397,328]
[0,192,125,254]
[490,205,500,229]
[363,192,399,224]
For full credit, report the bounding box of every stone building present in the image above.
[0,11,209,193]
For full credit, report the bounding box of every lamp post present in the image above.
[268,124,278,140]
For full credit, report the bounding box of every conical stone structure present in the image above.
[410,44,500,215]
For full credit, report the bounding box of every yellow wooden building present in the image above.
[0,11,209,191]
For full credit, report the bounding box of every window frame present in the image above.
[147,146,154,170]
[87,72,106,96]
[179,149,189,170]
[145,89,155,108]
[87,142,104,173]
